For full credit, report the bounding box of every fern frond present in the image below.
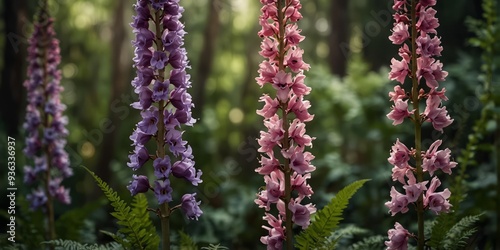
[178,230,197,250]
[442,214,482,250]
[82,166,155,250]
[428,212,456,248]
[349,235,386,250]
[131,194,160,249]
[42,239,124,250]
[294,179,370,250]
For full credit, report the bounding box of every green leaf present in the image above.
[295,179,370,250]
[178,230,198,250]
[82,166,158,250]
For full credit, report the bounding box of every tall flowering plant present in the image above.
[254,0,316,249]
[385,0,456,249]
[22,0,72,242]
[127,0,202,249]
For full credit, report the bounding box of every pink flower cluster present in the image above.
[254,0,316,248]
[385,0,456,248]
[387,0,452,131]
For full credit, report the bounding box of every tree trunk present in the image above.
[1,0,28,137]
[328,0,349,77]
[193,0,221,119]
[94,0,128,185]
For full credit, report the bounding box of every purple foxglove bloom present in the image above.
[128,175,151,195]
[152,80,170,102]
[169,69,187,88]
[153,156,172,179]
[150,51,168,70]
[181,193,203,220]
[385,222,410,250]
[138,108,159,135]
[288,200,316,229]
[154,179,173,204]
[172,159,202,186]
[162,30,182,52]
[127,146,149,170]
[27,188,48,210]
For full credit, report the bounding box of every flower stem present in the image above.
[410,0,424,249]
[277,0,293,248]
[154,7,170,250]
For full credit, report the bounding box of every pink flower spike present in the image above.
[391,165,413,184]
[389,22,410,44]
[385,222,410,250]
[416,7,439,34]
[256,152,280,175]
[260,213,285,250]
[291,172,314,198]
[387,99,414,125]
[287,146,315,175]
[264,170,285,203]
[424,106,453,132]
[389,58,409,84]
[416,34,443,57]
[256,61,278,87]
[422,140,457,175]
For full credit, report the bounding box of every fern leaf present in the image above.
[295,179,370,250]
[178,230,198,250]
[442,214,482,250]
[82,166,151,250]
[42,239,124,250]
[428,212,457,248]
[131,194,160,250]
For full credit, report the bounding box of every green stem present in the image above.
[277,0,293,248]
[154,7,170,250]
[410,1,424,249]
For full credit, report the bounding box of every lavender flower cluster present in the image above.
[127,0,202,220]
[23,11,72,210]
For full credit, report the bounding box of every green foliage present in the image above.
[429,213,482,249]
[294,179,370,250]
[82,166,159,250]
[201,244,229,250]
[55,199,106,241]
[178,230,198,250]
[349,235,386,250]
[42,239,123,250]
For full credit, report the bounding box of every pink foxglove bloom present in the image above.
[385,222,410,250]
[387,99,414,125]
[424,177,452,214]
[255,0,315,247]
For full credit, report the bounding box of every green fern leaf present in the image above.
[442,214,482,250]
[428,212,457,248]
[82,166,154,250]
[42,239,124,250]
[295,179,370,250]
[201,243,229,250]
[131,194,160,249]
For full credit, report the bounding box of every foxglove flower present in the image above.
[128,0,202,221]
[22,4,72,210]
[255,0,316,247]
[386,1,455,247]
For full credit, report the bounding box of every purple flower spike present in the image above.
[22,4,72,210]
[128,0,202,223]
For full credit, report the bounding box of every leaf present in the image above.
[178,230,198,250]
[295,179,370,250]
[82,166,157,250]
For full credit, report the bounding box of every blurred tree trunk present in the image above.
[193,0,221,119]
[94,0,127,185]
[1,0,28,137]
[328,0,349,77]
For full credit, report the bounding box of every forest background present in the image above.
[0,0,498,249]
